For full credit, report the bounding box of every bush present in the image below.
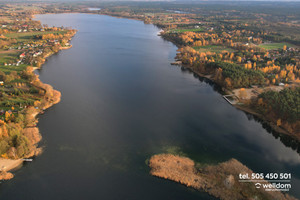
[14,135,30,158]
[0,140,9,155]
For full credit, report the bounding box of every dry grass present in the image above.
[149,154,297,200]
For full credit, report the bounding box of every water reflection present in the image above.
[180,65,300,158]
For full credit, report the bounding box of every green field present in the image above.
[0,64,27,73]
[258,43,297,50]
[193,45,235,53]
[4,30,67,42]
[0,94,41,107]
[172,28,204,33]
[0,50,20,65]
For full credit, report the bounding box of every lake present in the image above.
[0,13,299,199]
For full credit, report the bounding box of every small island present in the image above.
[149,154,297,200]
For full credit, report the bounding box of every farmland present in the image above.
[172,28,204,33]
[4,30,67,42]
[258,43,297,50]
[193,45,235,53]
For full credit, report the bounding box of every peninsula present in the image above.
[149,154,297,200]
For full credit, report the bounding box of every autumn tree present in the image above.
[283,45,287,51]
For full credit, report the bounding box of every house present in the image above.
[19,53,25,58]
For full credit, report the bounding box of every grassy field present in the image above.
[258,42,297,50]
[0,94,40,107]
[193,45,235,53]
[0,64,27,73]
[0,50,20,65]
[173,28,204,33]
[4,30,67,42]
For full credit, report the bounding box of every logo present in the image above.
[262,183,291,192]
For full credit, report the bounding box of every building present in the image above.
[19,53,25,58]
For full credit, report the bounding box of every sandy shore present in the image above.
[0,158,23,172]
[0,159,23,180]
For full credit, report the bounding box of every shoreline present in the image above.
[234,104,300,142]
[0,15,76,180]
[0,159,23,181]
[0,158,23,172]
[177,63,300,143]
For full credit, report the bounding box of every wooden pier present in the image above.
[223,95,238,105]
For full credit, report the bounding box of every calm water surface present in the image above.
[0,14,299,199]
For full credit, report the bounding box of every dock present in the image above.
[171,61,182,65]
[223,95,238,105]
[22,159,33,162]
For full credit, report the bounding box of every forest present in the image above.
[206,62,266,89]
[258,87,300,123]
